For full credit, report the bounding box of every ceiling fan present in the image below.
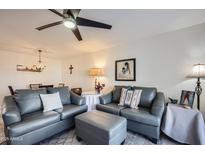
[36,9,112,41]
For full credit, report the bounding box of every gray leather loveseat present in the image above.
[2,87,87,145]
[96,86,165,143]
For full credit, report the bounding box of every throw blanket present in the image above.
[161,104,205,145]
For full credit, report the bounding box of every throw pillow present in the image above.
[118,88,128,106]
[40,92,63,112]
[124,90,134,107]
[130,89,142,109]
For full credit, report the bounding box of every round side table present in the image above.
[82,91,102,111]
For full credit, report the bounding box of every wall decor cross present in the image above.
[69,65,74,74]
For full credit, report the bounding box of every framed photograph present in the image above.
[115,58,136,81]
[179,90,195,108]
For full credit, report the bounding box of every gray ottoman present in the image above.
[75,110,127,145]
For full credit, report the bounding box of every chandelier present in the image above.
[16,49,46,72]
[31,50,46,72]
[27,50,46,72]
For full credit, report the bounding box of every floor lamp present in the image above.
[187,63,205,110]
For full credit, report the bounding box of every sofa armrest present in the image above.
[2,96,21,126]
[151,92,165,119]
[70,91,85,106]
[99,92,112,104]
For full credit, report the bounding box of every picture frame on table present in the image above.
[115,58,136,81]
[179,90,195,108]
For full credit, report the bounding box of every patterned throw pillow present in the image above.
[119,88,128,106]
[124,90,134,107]
[130,89,142,109]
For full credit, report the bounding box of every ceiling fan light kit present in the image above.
[63,16,76,29]
[36,9,112,41]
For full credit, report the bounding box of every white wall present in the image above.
[0,51,62,111]
[1,22,205,118]
[62,23,205,116]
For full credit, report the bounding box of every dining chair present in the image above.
[58,83,65,87]
[30,84,42,90]
[8,86,15,95]
[39,85,54,88]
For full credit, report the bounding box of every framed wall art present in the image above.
[115,58,136,81]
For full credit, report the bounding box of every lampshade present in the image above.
[88,68,104,77]
[187,63,205,78]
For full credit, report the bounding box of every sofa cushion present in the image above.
[112,86,131,103]
[55,104,87,120]
[7,111,60,137]
[96,103,126,115]
[132,86,157,108]
[14,89,47,115]
[47,87,71,105]
[120,108,160,127]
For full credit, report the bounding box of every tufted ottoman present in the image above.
[75,110,127,145]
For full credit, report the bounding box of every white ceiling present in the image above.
[1,9,205,59]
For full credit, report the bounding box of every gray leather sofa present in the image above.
[96,85,165,143]
[2,87,87,145]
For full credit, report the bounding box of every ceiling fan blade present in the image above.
[71,27,82,41]
[76,17,112,29]
[49,9,65,18]
[36,21,63,31]
[67,9,81,19]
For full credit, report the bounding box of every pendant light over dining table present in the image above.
[16,49,46,72]
[32,49,46,72]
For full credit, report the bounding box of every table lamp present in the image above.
[187,63,205,110]
[88,68,104,90]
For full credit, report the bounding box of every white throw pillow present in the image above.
[118,88,128,106]
[130,89,142,109]
[124,90,134,107]
[40,92,63,112]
